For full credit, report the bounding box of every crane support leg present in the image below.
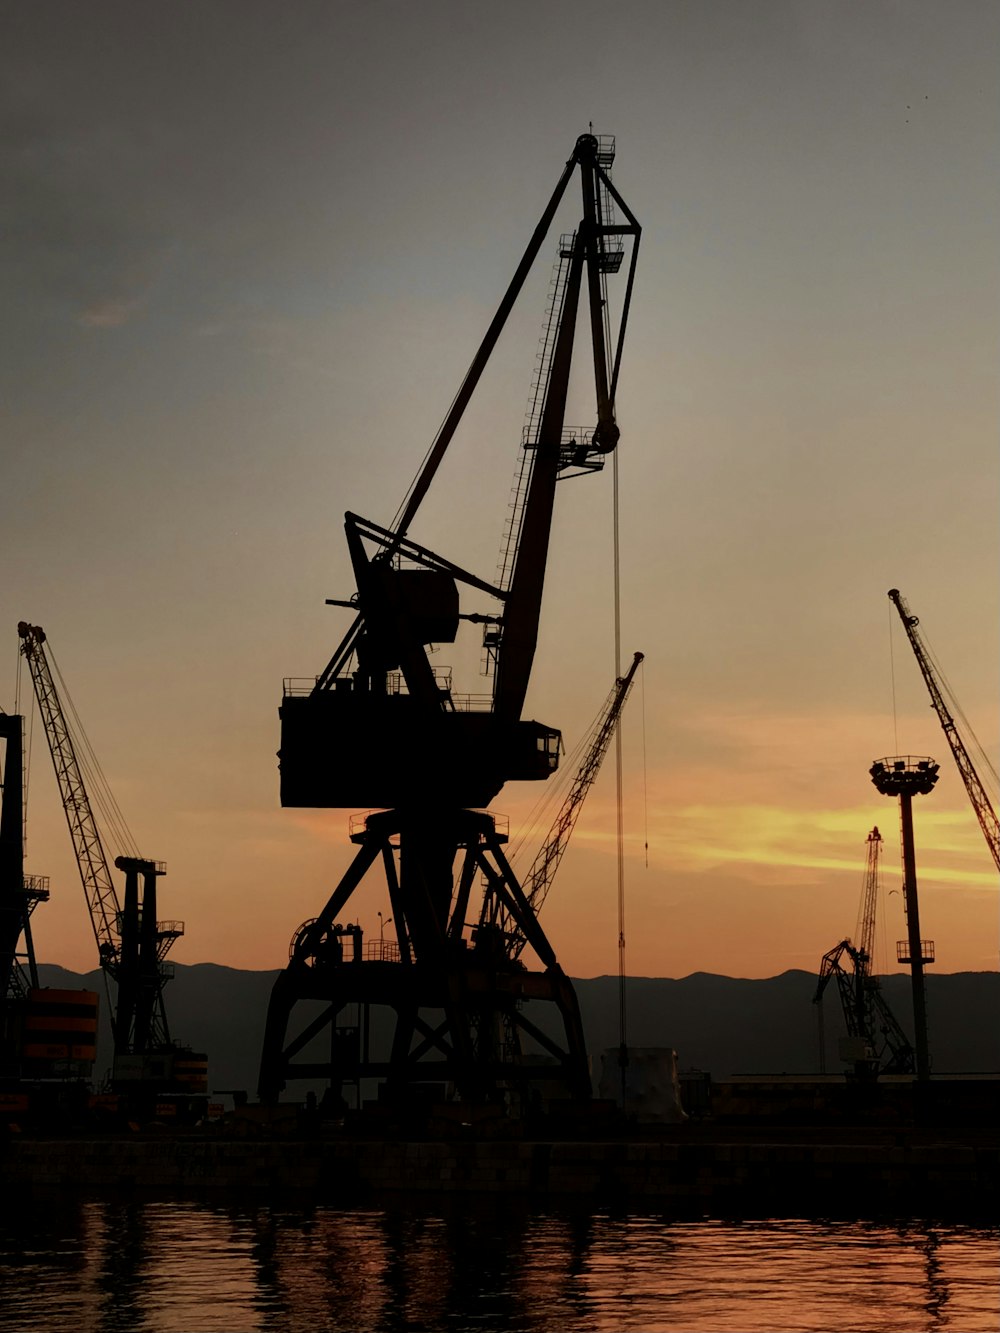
[257,808,590,1109]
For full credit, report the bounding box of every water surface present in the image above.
[1,1201,996,1332]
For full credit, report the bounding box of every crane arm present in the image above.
[868,986,915,1074]
[17,623,122,973]
[310,134,639,733]
[492,136,640,725]
[888,589,1000,871]
[812,939,852,1005]
[391,155,578,544]
[504,651,643,960]
[856,827,882,966]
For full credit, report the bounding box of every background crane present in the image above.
[491,651,644,960]
[17,623,194,1090]
[813,828,915,1078]
[888,588,999,872]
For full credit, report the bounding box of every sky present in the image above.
[2,0,997,986]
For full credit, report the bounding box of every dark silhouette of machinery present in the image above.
[495,651,643,961]
[888,588,999,871]
[1,713,46,1005]
[870,755,938,1081]
[17,623,205,1097]
[813,827,914,1078]
[259,133,641,1109]
[2,709,99,1090]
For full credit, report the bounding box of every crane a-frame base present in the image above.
[257,809,591,1109]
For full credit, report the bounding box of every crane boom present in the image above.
[888,589,1000,871]
[503,651,643,960]
[856,825,882,966]
[492,142,639,726]
[17,624,121,973]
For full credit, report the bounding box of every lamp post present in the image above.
[378,912,392,958]
[870,756,938,1082]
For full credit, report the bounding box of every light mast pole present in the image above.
[870,756,939,1082]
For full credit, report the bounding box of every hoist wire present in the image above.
[48,648,140,861]
[874,841,891,980]
[12,652,36,857]
[613,446,628,1099]
[891,602,998,797]
[640,658,649,870]
[25,685,35,858]
[390,378,466,537]
[889,604,899,755]
[919,626,999,793]
[506,713,598,872]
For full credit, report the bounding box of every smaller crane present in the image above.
[487,651,644,960]
[17,623,199,1095]
[813,828,915,1078]
[888,589,1000,871]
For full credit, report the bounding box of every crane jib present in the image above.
[888,590,1000,872]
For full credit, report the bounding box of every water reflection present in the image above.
[0,1201,996,1332]
[93,1204,149,1333]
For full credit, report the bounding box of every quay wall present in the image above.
[3,1135,997,1210]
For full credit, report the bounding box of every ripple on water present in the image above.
[0,1203,997,1332]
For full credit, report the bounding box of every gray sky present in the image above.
[2,1,997,979]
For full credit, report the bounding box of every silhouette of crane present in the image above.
[813,828,915,1078]
[259,134,641,1112]
[17,623,202,1095]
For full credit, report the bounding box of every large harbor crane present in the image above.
[259,133,641,1110]
[888,588,999,872]
[16,623,200,1092]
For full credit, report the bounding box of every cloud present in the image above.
[78,297,145,330]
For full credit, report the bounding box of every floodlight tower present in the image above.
[870,756,939,1081]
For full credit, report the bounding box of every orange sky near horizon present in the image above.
[2,2,997,984]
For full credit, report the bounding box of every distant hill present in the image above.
[36,963,1000,1095]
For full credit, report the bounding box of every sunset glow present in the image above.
[2,2,996,985]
